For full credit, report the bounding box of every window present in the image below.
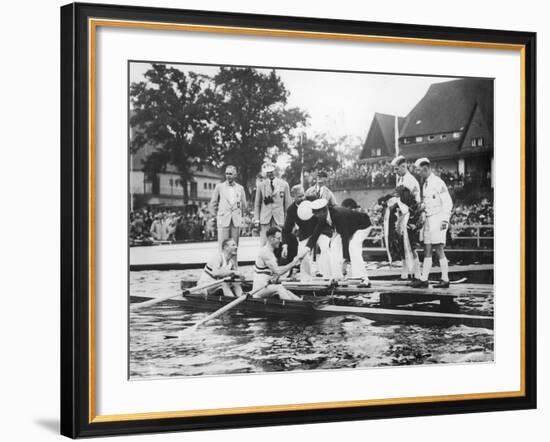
[415,136,423,143]
[477,137,484,146]
[190,182,198,199]
[376,148,381,156]
[403,138,411,145]
[204,182,207,189]
[169,178,173,186]
[428,135,436,141]
[416,119,422,125]
[452,132,461,139]
[471,138,477,147]
[441,134,447,140]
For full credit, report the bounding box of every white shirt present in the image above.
[326,210,333,227]
[226,182,237,205]
[422,172,453,220]
[396,171,421,203]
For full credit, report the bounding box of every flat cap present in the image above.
[391,155,406,167]
[297,200,313,221]
[311,198,328,210]
[414,157,430,168]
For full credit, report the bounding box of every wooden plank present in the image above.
[177,279,493,298]
[283,283,491,298]
[315,305,493,329]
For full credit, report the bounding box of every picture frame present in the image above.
[60,2,537,438]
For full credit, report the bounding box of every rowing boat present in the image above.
[178,291,493,329]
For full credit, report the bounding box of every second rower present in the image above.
[252,226,304,300]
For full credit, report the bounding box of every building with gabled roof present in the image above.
[360,113,405,162]
[398,78,493,185]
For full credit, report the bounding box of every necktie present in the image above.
[270,179,274,192]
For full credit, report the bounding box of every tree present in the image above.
[210,67,308,196]
[284,133,341,185]
[130,64,216,204]
[334,135,363,168]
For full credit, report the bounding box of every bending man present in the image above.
[307,199,372,286]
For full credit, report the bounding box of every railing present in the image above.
[364,224,494,249]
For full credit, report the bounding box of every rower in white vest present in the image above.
[252,226,304,300]
[197,238,245,297]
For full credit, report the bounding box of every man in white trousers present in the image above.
[411,157,453,289]
[391,155,422,281]
[306,199,372,286]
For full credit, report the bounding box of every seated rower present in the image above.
[197,238,245,297]
[252,226,304,300]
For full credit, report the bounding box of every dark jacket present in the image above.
[282,202,317,244]
[307,206,371,261]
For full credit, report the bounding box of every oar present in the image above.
[131,277,231,311]
[175,285,268,337]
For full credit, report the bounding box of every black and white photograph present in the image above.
[128,61,494,379]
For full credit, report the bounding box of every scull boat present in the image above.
[177,291,493,329]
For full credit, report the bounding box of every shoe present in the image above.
[408,277,421,286]
[410,279,429,288]
[433,280,450,288]
[358,279,371,288]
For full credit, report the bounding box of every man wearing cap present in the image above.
[306,199,372,285]
[412,158,453,288]
[280,185,322,280]
[254,162,292,245]
[305,171,337,206]
[210,165,247,257]
[390,155,422,280]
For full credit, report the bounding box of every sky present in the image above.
[129,61,458,141]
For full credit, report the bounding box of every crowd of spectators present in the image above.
[360,197,494,247]
[129,207,258,245]
[325,161,396,189]
[323,160,491,191]
[130,161,493,245]
[129,208,212,245]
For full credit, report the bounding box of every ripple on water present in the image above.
[129,270,494,378]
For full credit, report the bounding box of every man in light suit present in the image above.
[305,171,337,206]
[254,162,292,245]
[210,165,247,256]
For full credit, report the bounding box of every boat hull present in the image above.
[179,292,493,329]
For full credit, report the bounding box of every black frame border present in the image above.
[60,2,537,438]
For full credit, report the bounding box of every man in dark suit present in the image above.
[280,185,318,279]
[306,199,372,285]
